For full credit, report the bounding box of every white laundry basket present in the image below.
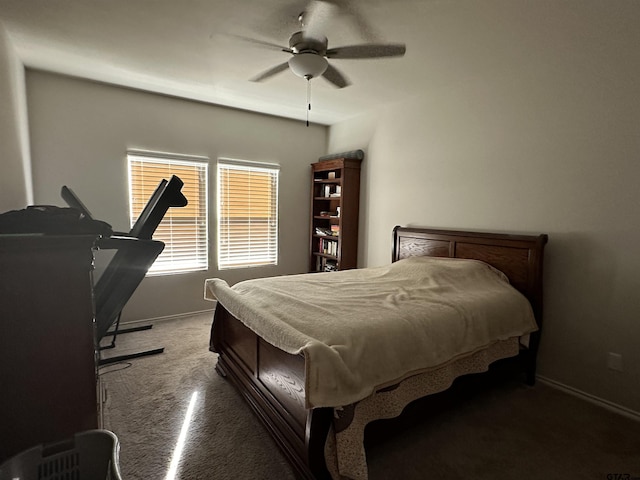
[0,429,122,480]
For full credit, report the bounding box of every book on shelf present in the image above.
[318,184,341,197]
[324,260,337,272]
[318,237,338,256]
[315,257,337,272]
[316,256,337,272]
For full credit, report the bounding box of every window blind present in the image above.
[128,151,209,275]
[217,159,279,269]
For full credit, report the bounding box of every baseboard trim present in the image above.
[537,375,640,422]
[120,308,215,326]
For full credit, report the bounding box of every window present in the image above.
[127,150,208,275]
[217,159,279,269]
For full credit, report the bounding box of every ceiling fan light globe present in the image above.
[288,53,328,79]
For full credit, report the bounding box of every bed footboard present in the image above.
[210,303,332,479]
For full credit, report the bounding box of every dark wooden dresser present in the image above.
[0,234,100,462]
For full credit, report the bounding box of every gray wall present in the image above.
[25,70,327,321]
[0,21,31,210]
[328,2,640,413]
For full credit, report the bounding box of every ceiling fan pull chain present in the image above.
[306,78,311,127]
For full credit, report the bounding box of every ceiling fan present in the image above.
[239,0,406,89]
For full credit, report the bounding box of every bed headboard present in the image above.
[392,226,548,327]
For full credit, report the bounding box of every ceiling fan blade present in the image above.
[250,62,291,82]
[228,34,292,53]
[326,43,406,59]
[322,63,350,88]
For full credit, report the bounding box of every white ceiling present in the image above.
[3,1,584,126]
[0,0,446,125]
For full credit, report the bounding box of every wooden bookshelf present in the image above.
[309,157,362,272]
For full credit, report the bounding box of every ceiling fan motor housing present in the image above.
[289,31,327,54]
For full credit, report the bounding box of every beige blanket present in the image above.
[204,257,537,408]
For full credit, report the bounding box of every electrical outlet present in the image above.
[607,352,623,372]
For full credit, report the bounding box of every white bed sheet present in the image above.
[205,257,537,408]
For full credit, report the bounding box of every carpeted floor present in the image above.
[100,313,640,480]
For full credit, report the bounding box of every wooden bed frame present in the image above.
[209,226,548,479]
